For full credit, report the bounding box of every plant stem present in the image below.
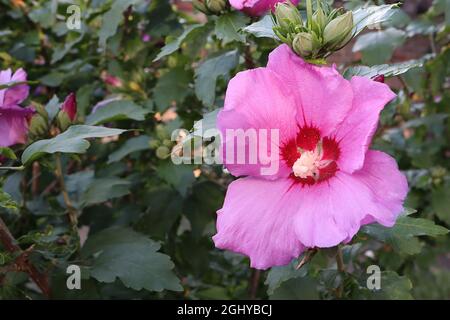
[335,245,345,298]
[0,217,50,297]
[248,269,261,299]
[0,166,25,171]
[306,0,313,29]
[54,153,78,234]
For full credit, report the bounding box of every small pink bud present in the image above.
[61,93,77,121]
[372,74,385,83]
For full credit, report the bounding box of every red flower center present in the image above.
[281,126,340,185]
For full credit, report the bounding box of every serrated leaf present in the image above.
[153,67,191,111]
[243,15,277,39]
[362,216,448,255]
[107,135,151,164]
[194,50,239,107]
[98,0,141,48]
[269,276,319,300]
[81,177,131,207]
[21,125,127,165]
[153,24,203,61]
[359,271,413,300]
[265,259,308,295]
[343,55,433,79]
[353,28,406,65]
[82,227,181,292]
[431,185,450,225]
[352,4,400,36]
[86,100,149,125]
[215,12,249,44]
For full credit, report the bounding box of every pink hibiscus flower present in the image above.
[213,44,408,270]
[230,0,300,16]
[0,68,34,147]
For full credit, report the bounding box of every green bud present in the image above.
[149,140,160,150]
[155,124,169,140]
[274,2,302,30]
[313,7,327,33]
[162,139,173,148]
[29,114,48,137]
[34,103,49,120]
[292,32,317,58]
[156,146,170,159]
[323,11,354,49]
[56,110,71,131]
[193,0,208,13]
[206,0,227,14]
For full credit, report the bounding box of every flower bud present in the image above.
[292,32,317,58]
[372,74,385,83]
[56,110,72,132]
[323,11,354,49]
[149,140,160,150]
[29,114,48,137]
[313,7,327,33]
[61,93,77,122]
[34,103,49,120]
[274,2,302,30]
[156,146,170,159]
[162,139,173,148]
[193,0,209,13]
[206,0,227,14]
[155,124,169,140]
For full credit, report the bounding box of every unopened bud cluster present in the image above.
[150,124,174,160]
[273,0,354,62]
[193,0,228,15]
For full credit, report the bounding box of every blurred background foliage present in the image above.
[0,0,449,299]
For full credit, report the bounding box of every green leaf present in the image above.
[269,277,319,300]
[265,259,308,295]
[194,50,239,107]
[82,227,181,292]
[431,185,450,225]
[353,28,406,65]
[80,178,131,207]
[214,12,249,44]
[153,67,191,111]
[0,190,18,211]
[184,181,224,240]
[352,4,400,36]
[135,188,183,239]
[243,15,277,39]
[0,147,17,160]
[153,24,203,61]
[359,271,413,300]
[107,135,151,164]
[21,125,127,165]
[362,215,448,255]
[86,100,149,125]
[157,162,195,197]
[343,55,433,79]
[51,32,84,64]
[45,95,61,122]
[98,0,141,48]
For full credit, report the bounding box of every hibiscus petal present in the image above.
[230,0,300,16]
[0,106,34,147]
[352,150,408,224]
[334,76,396,173]
[294,151,407,248]
[213,177,305,269]
[0,68,29,106]
[267,44,353,136]
[218,67,298,179]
